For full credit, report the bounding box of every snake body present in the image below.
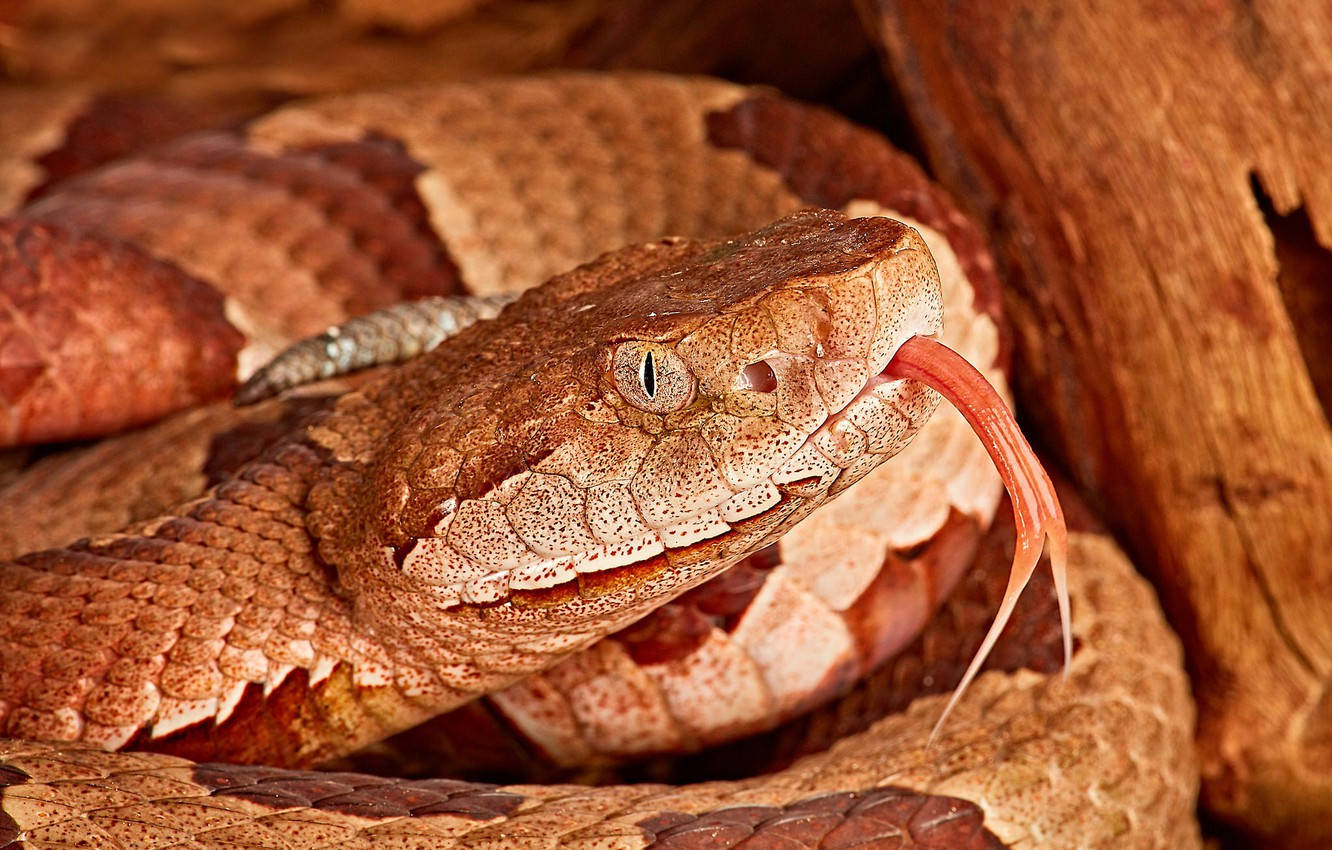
[0,74,1198,847]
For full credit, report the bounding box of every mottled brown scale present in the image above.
[190,761,525,819]
[509,579,583,610]
[150,133,464,310]
[297,135,466,301]
[640,787,1003,849]
[0,122,472,450]
[0,218,244,448]
[20,130,467,373]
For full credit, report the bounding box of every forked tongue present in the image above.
[884,336,1071,741]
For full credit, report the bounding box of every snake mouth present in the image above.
[423,334,952,612]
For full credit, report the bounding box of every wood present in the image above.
[859,2,1332,846]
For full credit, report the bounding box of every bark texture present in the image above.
[860,2,1332,846]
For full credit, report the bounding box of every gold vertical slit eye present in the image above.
[612,342,695,414]
[640,350,657,399]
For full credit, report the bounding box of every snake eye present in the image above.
[612,342,695,414]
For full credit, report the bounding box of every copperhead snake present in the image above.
[0,74,1199,848]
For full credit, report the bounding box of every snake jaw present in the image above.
[884,335,1072,741]
[321,212,967,687]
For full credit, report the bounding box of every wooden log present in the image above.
[859,1,1332,846]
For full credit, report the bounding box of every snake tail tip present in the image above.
[231,384,265,407]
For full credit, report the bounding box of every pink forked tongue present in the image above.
[885,335,1071,741]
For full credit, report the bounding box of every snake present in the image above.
[0,74,1199,848]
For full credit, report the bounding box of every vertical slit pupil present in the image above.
[641,350,657,398]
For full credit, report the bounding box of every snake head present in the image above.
[315,209,946,649]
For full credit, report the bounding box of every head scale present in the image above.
[311,209,944,646]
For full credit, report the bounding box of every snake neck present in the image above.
[0,432,537,767]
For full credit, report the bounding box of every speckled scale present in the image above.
[29,131,465,329]
[0,219,244,448]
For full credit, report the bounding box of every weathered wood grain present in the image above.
[860,1,1332,845]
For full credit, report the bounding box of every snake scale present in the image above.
[0,74,1198,848]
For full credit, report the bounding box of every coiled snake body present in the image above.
[0,75,1198,848]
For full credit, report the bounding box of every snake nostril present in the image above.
[739,360,778,393]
